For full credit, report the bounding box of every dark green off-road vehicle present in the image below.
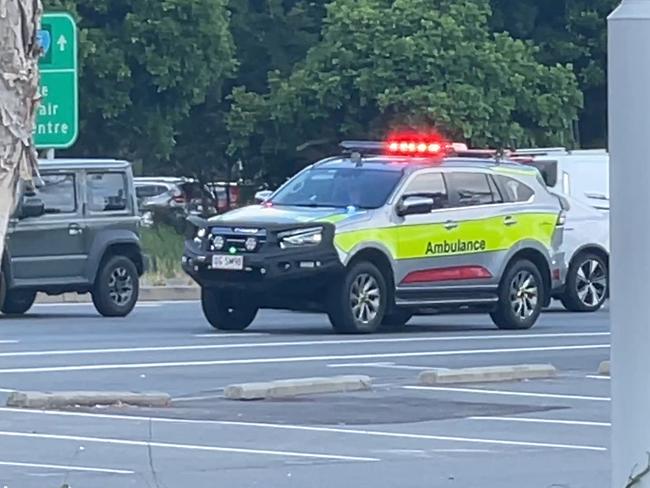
[1,159,145,317]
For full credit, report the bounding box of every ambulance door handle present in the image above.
[444,220,458,230]
[504,216,517,226]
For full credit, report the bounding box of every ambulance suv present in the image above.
[183,138,567,334]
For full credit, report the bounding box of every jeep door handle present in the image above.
[504,216,517,226]
[444,220,458,230]
[68,224,83,236]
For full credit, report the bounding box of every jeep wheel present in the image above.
[382,309,413,327]
[201,287,258,331]
[1,289,36,315]
[560,252,608,312]
[328,261,387,334]
[92,256,139,317]
[490,259,544,330]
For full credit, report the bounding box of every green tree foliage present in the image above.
[170,0,326,182]
[228,0,583,179]
[490,0,617,146]
[43,0,236,168]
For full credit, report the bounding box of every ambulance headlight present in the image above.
[278,227,323,249]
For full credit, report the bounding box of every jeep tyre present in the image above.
[92,256,139,317]
[490,259,544,330]
[201,287,258,331]
[328,261,387,334]
[560,252,608,312]
[1,289,36,315]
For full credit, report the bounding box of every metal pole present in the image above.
[45,148,54,160]
[609,1,650,487]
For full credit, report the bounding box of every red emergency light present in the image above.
[385,132,450,157]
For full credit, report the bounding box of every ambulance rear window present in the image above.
[521,159,558,187]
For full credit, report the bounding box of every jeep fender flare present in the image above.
[85,230,143,282]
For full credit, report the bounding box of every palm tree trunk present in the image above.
[0,0,42,262]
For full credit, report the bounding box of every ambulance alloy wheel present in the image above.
[560,252,608,312]
[201,287,258,331]
[328,261,387,334]
[490,259,544,330]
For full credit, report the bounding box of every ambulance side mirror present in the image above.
[397,196,434,217]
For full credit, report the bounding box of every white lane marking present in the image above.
[210,420,606,452]
[0,332,608,359]
[405,386,611,402]
[0,344,609,374]
[0,430,379,462]
[469,416,611,427]
[0,341,19,344]
[328,362,430,371]
[193,333,269,338]
[0,460,133,474]
[0,408,605,452]
[0,388,16,393]
[586,375,610,380]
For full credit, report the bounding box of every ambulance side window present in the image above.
[446,172,500,207]
[403,172,449,209]
[494,176,535,203]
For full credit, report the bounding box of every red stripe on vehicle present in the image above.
[401,266,492,284]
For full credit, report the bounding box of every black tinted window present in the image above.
[87,173,128,212]
[38,174,76,213]
[447,172,499,207]
[495,176,535,202]
[404,172,449,208]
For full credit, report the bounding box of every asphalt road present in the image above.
[0,301,610,488]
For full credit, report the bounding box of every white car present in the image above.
[511,147,609,211]
[552,192,609,312]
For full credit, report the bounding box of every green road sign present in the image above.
[35,13,78,149]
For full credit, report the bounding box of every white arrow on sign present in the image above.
[57,35,67,52]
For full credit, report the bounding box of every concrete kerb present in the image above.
[6,391,171,409]
[35,286,200,304]
[598,360,610,376]
[418,364,557,385]
[224,375,373,400]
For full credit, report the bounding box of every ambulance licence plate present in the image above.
[212,255,244,271]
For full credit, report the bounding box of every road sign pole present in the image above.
[45,149,54,160]
[608,1,650,487]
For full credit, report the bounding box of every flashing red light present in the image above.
[385,134,449,157]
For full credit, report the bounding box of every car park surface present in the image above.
[0,300,609,488]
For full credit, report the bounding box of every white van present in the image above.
[511,148,609,211]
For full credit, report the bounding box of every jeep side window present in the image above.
[403,172,449,209]
[86,172,128,212]
[33,173,76,214]
[446,172,500,207]
[494,175,535,203]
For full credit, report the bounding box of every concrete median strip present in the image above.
[36,286,200,304]
[6,391,171,409]
[224,375,372,400]
[418,364,557,385]
[598,360,610,375]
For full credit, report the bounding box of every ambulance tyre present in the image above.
[328,261,387,334]
[382,309,413,327]
[490,259,544,330]
[201,287,258,331]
